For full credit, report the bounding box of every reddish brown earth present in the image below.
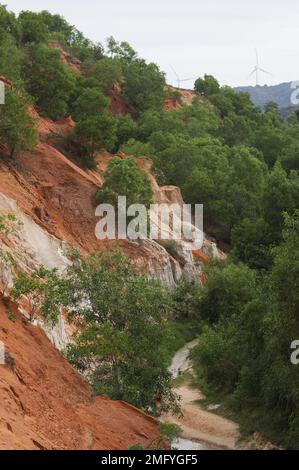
[0,104,172,449]
[166,86,199,106]
[0,110,184,271]
[49,41,82,75]
[164,98,182,111]
[0,299,160,450]
[108,83,135,115]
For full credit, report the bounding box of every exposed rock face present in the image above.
[0,192,71,350]
[0,192,70,273]
[124,239,182,288]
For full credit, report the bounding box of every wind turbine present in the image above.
[247,50,272,86]
[170,65,197,89]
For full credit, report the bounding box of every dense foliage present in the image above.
[65,251,179,414]
[0,87,37,157]
[192,213,299,448]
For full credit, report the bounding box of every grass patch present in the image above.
[6,310,16,322]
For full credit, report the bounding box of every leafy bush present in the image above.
[19,11,49,44]
[65,250,179,414]
[96,156,153,208]
[0,87,37,158]
[22,43,76,120]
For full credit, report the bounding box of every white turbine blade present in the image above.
[255,48,259,66]
[247,69,256,79]
[180,77,197,82]
[170,65,180,81]
[258,67,273,76]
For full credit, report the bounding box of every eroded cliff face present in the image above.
[0,107,219,292]
[0,90,220,450]
[0,108,172,450]
[0,299,159,450]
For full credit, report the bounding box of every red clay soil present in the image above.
[49,41,82,75]
[0,299,160,450]
[0,115,178,269]
[108,83,135,115]
[192,249,210,264]
[166,86,199,106]
[164,98,182,111]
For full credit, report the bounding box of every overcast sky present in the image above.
[5,0,299,87]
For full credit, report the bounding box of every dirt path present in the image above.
[162,340,239,450]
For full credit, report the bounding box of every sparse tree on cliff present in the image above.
[65,250,179,415]
[0,86,37,158]
[22,43,76,120]
[96,156,153,208]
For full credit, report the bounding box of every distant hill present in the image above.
[235,82,299,119]
[235,81,298,110]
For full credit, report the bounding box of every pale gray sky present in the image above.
[5,0,299,87]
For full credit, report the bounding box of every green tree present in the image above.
[0,87,37,158]
[194,74,220,97]
[172,280,202,321]
[89,57,123,93]
[0,4,21,42]
[65,250,178,414]
[96,156,153,207]
[120,138,152,158]
[122,59,166,113]
[19,11,49,44]
[115,115,138,149]
[231,218,273,270]
[71,87,109,122]
[12,265,64,323]
[73,112,117,166]
[264,101,279,114]
[199,262,257,323]
[263,162,299,244]
[227,146,265,222]
[0,31,23,81]
[106,37,137,63]
[22,43,76,120]
[254,125,287,167]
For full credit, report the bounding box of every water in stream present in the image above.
[172,437,204,450]
[169,339,199,379]
[169,339,207,450]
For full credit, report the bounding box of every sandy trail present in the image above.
[162,340,239,450]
